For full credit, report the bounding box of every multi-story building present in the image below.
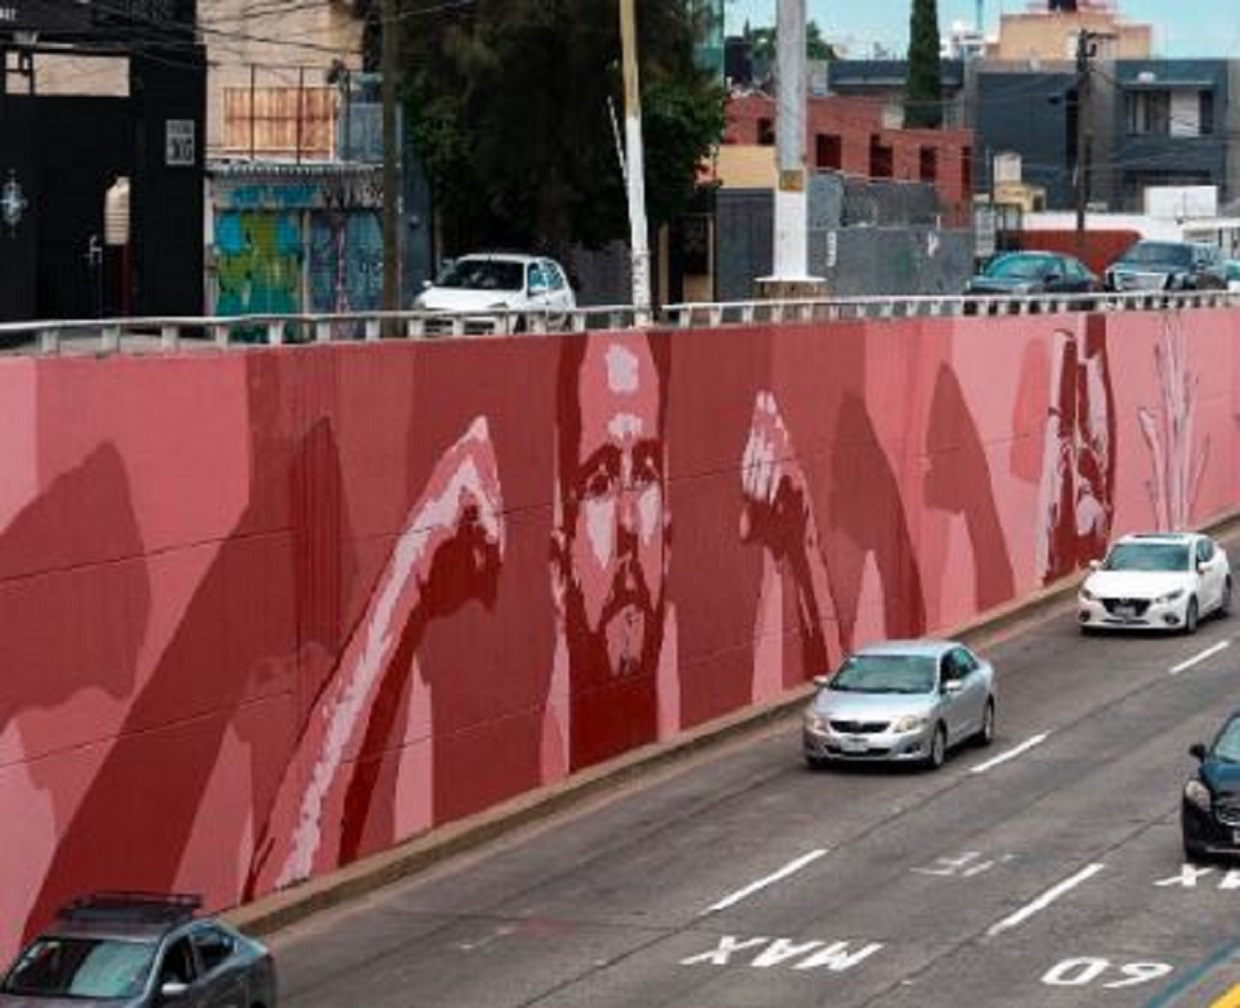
[974,58,1230,213]
[990,0,1151,62]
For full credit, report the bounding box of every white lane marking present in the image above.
[985,863,1106,939]
[706,849,829,913]
[969,733,1050,775]
[1170,640,1230,675]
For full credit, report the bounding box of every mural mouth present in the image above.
[604,604,647,676]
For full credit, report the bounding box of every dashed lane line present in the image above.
[705,848,829,913]
[1170,640,1230,676]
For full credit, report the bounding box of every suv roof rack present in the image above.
[57,892,203,927]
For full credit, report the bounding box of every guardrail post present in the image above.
[267,321,284,345]
[40,328,60,354]
[315,321,332,343]
[161,325,179,350]
[213,324,230,346]
[364,318,382,341]
[101,324,121,353]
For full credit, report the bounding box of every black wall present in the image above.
[0,99,38,322]
[130,46,206,317]
[0,42,206,322]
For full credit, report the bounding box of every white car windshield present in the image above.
[1103,542,1191,572]
[830,655,937,694]
[3,937,156,999]
[435,259,524,292]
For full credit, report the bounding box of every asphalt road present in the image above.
[266,557,1240,1008]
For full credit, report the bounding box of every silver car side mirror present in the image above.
[812,675,830,689]
[160,982,190,1001]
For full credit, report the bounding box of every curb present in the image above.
[224,509,1240,939]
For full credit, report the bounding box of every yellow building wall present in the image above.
[710,145,778,189]
[993,13,1151,61]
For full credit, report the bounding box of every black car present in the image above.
[1182,713,1240,861]
[964,251,1102,297]
[0,893,277,1008]
[1104,240,1228,292]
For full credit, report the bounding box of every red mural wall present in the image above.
[1,307,1237,958]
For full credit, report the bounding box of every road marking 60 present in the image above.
[1041,958,1173,988]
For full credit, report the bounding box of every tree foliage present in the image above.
[905,0,943,128]
[397,0,725,258]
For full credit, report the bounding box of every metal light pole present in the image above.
[619,0,652,324]
[1073,28,1103,262]
[381,0,401,313]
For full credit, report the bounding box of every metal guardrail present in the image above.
[1,290,1237,357]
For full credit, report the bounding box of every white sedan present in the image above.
[1078,532,1232,634]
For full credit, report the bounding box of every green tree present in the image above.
[905,0,942,128]
[399,0,725,258]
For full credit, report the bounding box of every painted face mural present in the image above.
[553,332,670,769]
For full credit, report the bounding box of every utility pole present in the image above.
[1073,28,1095,261]
[756,0,822,298]
[618,0,652,325]
[381,0,401,314]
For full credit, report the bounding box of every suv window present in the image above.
[1197,539,1214,563]
[157,937,198,987]
[191,926,234,974]
[543,261,567,291]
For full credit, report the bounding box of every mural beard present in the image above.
[562,556,665,684]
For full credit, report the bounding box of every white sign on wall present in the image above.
[166,120,195,167]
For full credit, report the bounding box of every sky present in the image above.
[724,1,1240,60]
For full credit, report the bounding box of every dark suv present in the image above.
[1183,712,1240,861]
[0,893,277,1008]
[1104,240,1228,292]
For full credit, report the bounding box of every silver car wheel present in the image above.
[975,699,996,748]
[925,724,947,770]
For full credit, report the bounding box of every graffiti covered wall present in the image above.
[211,167,384,319]
[0,307,1237,956]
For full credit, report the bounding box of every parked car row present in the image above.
[965,239,1236,301]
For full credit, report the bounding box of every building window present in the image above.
[816,133,842,169]
[1125,89,1170,136]
[919,146,938,182]
[1198,90,1215,135]
[869,136,893,178]
[757,117,775,146]
[224,86,337,157]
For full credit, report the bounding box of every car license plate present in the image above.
[839,736,869,753]
[1115,604,1136,619]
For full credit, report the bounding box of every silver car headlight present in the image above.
[1154,588,1186,605]
[893,714,929,733]
[804,709,827,733]
[1185,778,1212,811]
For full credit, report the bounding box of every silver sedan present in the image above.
[802,639,997,770]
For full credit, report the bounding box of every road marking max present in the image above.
[969,732,1049,774]
[1170,641,1230,675]
[705,849,829,913]
[985,863,1105,939]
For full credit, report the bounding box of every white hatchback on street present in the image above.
[1078,532,1232,634]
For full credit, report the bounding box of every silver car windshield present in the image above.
[1103,542,1190,572]
[830,655,937,694]
[3,937,156,1000]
